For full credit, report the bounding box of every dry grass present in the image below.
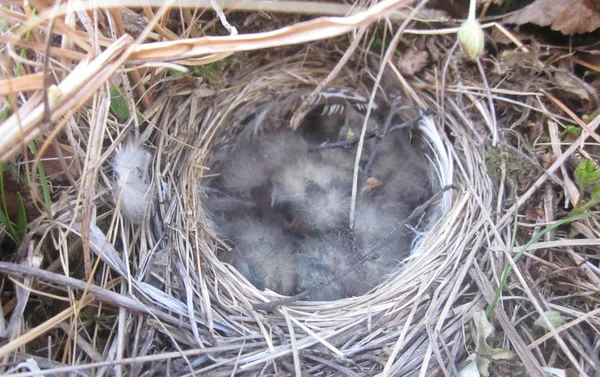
[0,0,599,376]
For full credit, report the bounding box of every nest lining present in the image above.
[129,52,493,375]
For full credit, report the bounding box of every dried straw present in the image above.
[1,1,599,376]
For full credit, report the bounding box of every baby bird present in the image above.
[316,147,358,174]
[217,132,309,202]
[352,197,414,289]
[294,234,362,300]
[336,104,380,143]
[219,216,296,295]
[297,88,376,144]
[369,130,432,209]
[206,112,432,300]
[270,154,352,236]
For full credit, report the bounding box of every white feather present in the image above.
[113,143,152,223]
[418,115,453,210]
[412,115,455,252]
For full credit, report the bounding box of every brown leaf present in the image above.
[552,70,594,102]
[397,50,429,75]
[39,142,80,182]
[525,206,544,221]
[539,151,556,169]
[505,0,600,35]
[1,174,40,221]
[489,27,532,45]
[119,8,147,37]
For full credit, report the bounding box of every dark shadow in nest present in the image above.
[201,87,436,302]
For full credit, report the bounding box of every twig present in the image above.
[387,113,423,133]
[308,130,377,152]
[290,20,369,130]
[42,2,59,127]
[0,262,176,325]
[359,99,402,189]
[349,0,429,230]
[307,113,421,153]
[476,57,497,146]
[252,185,457,311]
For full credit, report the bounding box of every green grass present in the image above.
[28,141,52,214]
[573,158,600,213]
[0,162,27,244]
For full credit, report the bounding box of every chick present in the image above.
[316,147,357,174]
[219,217,296,295]
[297,88,377,144]
[352,197,413,289]
[369,130,432,209]
[201,187,257,214]
[294,234,362,300]
[270,155,352,236]
[336,104,380,143]
[217,132,309,201]
[298,106,346,143]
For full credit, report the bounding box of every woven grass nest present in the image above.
[2,1,600,376]
[135,52,466,375]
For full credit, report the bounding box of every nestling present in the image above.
[368,130,432,209]
[270,154,352,236]
[204,99,435,301]
[294,234,361,300]
[352,197,413,288]
[219,216,297,295]
[216,132,309,201]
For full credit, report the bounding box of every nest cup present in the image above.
[141,51,490,375]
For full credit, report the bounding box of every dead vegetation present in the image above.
[0,0,599,376]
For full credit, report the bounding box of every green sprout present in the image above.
[560,125,581,139]
[573,158,600,213]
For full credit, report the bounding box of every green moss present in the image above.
[485,148,538,195]
[560,125,581,138]
[572,158,600,213]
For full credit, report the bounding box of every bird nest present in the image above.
[123,52,480,375]
[2,1,600,377]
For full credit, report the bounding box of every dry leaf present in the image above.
[533,311,565,332]
[127,0,414,63]
[539,151,556,169]
[39,141,80,182]
[1,173,41,221]
[119,8,147,37]
[505,0,600,35]
[397,50,429,75]
[552,70,595,102]
[489,27,531,45]
[525,206,544,222]
[472,311,515,377]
